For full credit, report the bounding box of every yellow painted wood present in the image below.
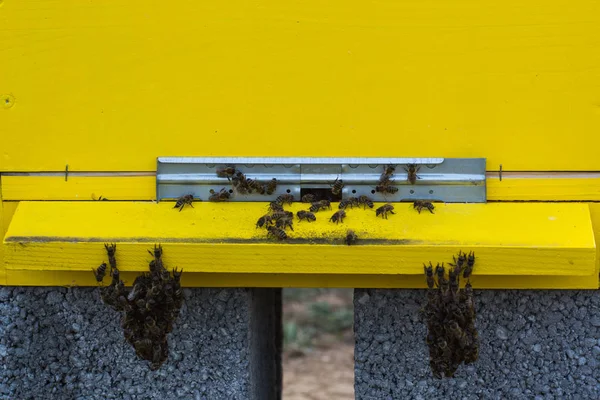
[3,271,598,290]
[487,177,600,201]
[0,178,4,285]
[3,202,596,280]
[5,175,600,201]
[1,176,155,201]
[590,204,600,277]
[1,0,599,172]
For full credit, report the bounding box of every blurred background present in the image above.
[282,288,355,400]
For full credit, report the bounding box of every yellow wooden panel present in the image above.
[590,204,600,277]
[487,176,600,201]
[5,175,600,201]
[0,178,4,285]
[3,202,596,278]
[1,1,599,171]
[3,271,598,290]
[1,176,155,201]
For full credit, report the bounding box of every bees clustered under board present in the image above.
[93,244,183,370]
[423,251,478,378]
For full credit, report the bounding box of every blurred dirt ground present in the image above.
[282,289,354,400]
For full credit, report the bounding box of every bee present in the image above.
[275,194,294,205]
[382,164,396,178]
[297,210,316,222]
[462,281,475,318]
[434,263,447,293]
[173,194,195,211]
[449,251,466,274]
[413,200,435,214]
[93,262,107,282]
[216,165,237,180]
[209,188,231,202]
[375,184,399,194]
[256,214,273,228]
[448,320,468,348]
[301,194,316,203]
[147,244,163,261]
[172,267,183,285]
[272,210,293,220]
[329,210,346,224]
[309,200,331,212]
[339,197,358,209]
[104,243,117,270]
[267,226,287,240]
[276,216,294,231]
[331,177,344,196]
[345,230,357,245]
[375,204,395,219]
[448,266,460,297]
[464,251,475,279]
[405,163,421,184]
[268,201,284,212]
[357,195,374,209]
[423,262,435,289]
[249,179,266,194]
[265,178,278,195]
[232,171,252,194]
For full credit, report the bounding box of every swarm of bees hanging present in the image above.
[423,251,478,378]
[93,243,184,371]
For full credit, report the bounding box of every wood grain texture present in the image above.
[3,271,597,290]
[3,202,596,278]
[4,175,600,201]
[1,0,599,171]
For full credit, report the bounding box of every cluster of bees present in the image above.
[173,163,437,245]
[423,251,478,378]
[255,194,296,240]
[93,244,183,370]
[217,165,278,197]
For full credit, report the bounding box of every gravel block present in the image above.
[354,289,600,399]
[0,287,281,400]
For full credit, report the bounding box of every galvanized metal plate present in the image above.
[157,157,486,203]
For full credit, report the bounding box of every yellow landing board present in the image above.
[1,0,600,171]
[3,202,596,284]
